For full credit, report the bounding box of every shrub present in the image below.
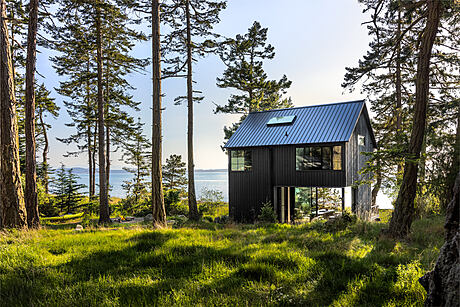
[258,201,277,223]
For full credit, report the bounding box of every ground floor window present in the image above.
[231,150,252,171]
[294,187,343,222]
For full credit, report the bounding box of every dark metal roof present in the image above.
[224,100,372,148]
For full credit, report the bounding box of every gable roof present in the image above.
[224,100,377,148]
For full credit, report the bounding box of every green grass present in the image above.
[0,213,444,306]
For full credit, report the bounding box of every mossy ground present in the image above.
[0,211,443,306]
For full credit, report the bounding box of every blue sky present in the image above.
[37,0,371,170]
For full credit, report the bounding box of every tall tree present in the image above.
[24,0,39,228]
[0,0,27,228]
[162,154,187,192]
[150,0,166,226]
[215,21,293,140]
[121,119,151,207]
[35,83,59,194]
[94,2,110,224]
[388,0,444,238]
[163,0,226,221]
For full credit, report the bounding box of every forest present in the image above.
[0,0,459,306]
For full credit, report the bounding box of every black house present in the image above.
[224,100,377,223]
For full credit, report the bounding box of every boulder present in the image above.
[74,224,83,231]
[144,214,153,222]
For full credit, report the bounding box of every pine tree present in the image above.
[162,0,226,221]
[24,0,40,228]
[215,21,293,140]
[52,165,85,214]
[0,0,27,228]
[121,119,151,206]
[35,83,59,194]
[163,154,187,192]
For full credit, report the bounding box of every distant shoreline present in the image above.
[60,167,227,174]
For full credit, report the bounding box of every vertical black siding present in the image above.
[346,111,375,219]
[228,148,272,222]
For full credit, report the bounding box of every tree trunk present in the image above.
[105,57,110,194]
[92,124,97,197]
[151,0,166,226]
[395,4,403,175]
[185,0,199,221]
[38,110,49,194]
[86,59,94,199]
[419,171,459,306]
[24,0,39,228]
[371,167,381,216]
[388,0,443,238]
[0,0,26,228]
[95,6,110,224]
[443,102,460,209]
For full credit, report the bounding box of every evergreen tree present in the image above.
[215,21,293,140]
[24,0,40,228]
[35,83,59,194]
[52,165,85,214]
[121,119,151,206]
[162,0,226,221]
[162,154,187,192]
[345,0,458,237]
[0,0,27,228]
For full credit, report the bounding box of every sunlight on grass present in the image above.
[0,215,443,306]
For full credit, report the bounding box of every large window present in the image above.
[296,145,342,171]
[231,150,252,171]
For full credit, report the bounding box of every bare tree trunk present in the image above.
[105,58,110,194]
[151,0,166,226]
[371,167,381,216]
[388,0,443,238]
[0,0,26,228]
[92,124,97,197]
[86,59,94,199]
[395,3,403,175]
[185,0,199,221]
[95,5,110,224]
[24,0,40,228]
[38,110,49,194]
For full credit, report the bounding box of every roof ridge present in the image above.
[248,99,365,115]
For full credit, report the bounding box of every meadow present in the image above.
[0,210,444,306]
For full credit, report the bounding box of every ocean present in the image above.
[72,169,229,201]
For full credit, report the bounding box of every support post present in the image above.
[316,187,318,216]
[287,187,291,224]
[342,187,345,213]
[281,187,285,223]
[273,186,278,222]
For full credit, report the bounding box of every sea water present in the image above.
[73,169,229,201]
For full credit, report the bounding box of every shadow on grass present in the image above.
[0,220,434,306]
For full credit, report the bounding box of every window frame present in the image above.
[295,144,343,171]
[230,149,253,172]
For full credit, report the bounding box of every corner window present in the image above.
[296,145,342,171]
[332,146,342,170]
[231,150,252,171]
[358,135,365,146]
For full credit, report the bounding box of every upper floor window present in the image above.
[358,135,366,146]
[231,150,252,171]
[296,145,342,171]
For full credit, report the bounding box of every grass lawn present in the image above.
[0,212,443,306]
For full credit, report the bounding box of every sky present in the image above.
[37,0,372,170]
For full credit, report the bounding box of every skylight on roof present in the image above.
[267,115,296,126]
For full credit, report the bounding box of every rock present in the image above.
[420,171,459,306]
[144,214,153,222]
[74,224,83,231]
[166,220,176,225]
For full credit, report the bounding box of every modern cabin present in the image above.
[224,100,377,223]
